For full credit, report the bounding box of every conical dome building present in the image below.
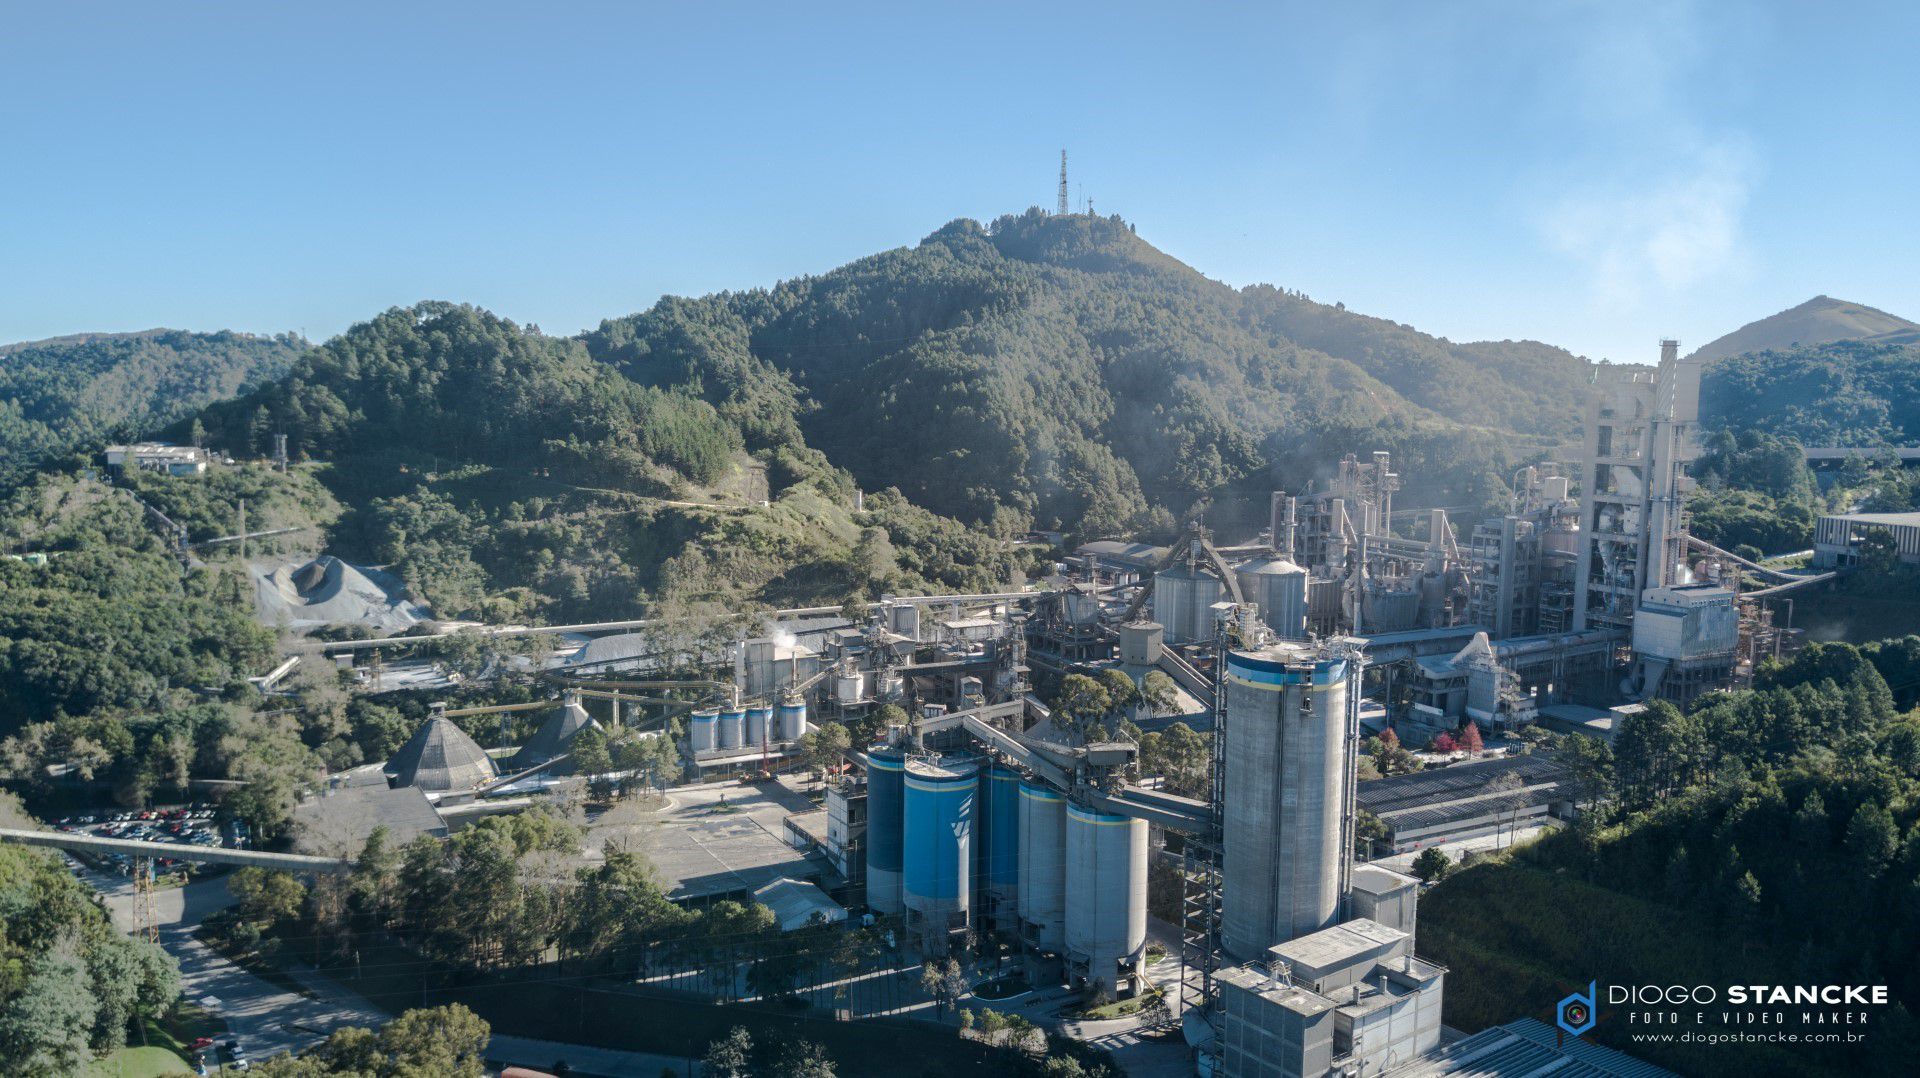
[388,716,498,792]
[509,698,599,769]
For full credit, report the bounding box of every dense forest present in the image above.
[0,329,305,490]
[1700,339,1920,448]
[1422,638,1920,1076]
[587,211,1595,535]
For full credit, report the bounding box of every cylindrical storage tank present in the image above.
[903,755,978,937]
[777,699,807,741]
[865,746,906,915]
[1220,644,1351,960]
[1017,779,1066,952]
[1065,803,1149,997]
[1235,556,1309,641]
[1118,621,1164,666]
[834,672,864,705]
[717,707,744,750]
[745,706,772,747]
[983,765,1021,919]
[1152,565,1225,645]
[689,708,719,754]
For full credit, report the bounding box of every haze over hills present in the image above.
[1690,294,1920,364]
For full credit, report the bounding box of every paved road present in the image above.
[74,863,388,1061]
[77,862,704,1076]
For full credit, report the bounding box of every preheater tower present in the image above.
[1220,642,1356,960]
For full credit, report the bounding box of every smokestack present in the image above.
[1270,492,1297,559]
[1660,339,1680,365]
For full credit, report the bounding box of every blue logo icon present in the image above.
[1556,981,1597,1037]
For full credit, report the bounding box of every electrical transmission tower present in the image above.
[1057,150,1069,215]
[133,857,159,943]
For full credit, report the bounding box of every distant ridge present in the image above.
[1690,295,1919,364]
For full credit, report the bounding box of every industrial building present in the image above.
[104,441,210,476]
[1355,754,1574,853]
[1402,1017,1678,1077]
[1812,510,1920,568]
[1213,915,1445,1078]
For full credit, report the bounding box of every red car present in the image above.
[188,1036,215,1051]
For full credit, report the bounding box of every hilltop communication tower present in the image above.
[1057,150,1069,215]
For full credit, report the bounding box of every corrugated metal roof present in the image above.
[1397,1018,1679,1077]
[751,876,847,932]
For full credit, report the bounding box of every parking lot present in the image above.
[51,802,233,877]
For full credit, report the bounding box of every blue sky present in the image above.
[2,1,1914,362]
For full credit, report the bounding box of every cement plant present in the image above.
[8,10,1920,1075]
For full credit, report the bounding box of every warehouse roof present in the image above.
[751,877,847,931]
[1357,754,1566,817]
[1822,511,1920,527]
[293,784,446,852]
[1397,1017,1677,1077]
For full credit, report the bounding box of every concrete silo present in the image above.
[865,745,906,914]
[1017,778,1067,952]
[689,708,719,754]
[1235,555,1309,640]
[718,705,745,751]
[776,698,808,741]
[903,754,979,939]
[1065,803,1149,997]
[1220,642,1355,960]
[745,705,772,748]
[1152,563,1226,645]
[981,765,1021,928]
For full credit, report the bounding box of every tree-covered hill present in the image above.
[161,302,1036,625]
[193,303,740,495]
[588,210,1597,534]
[1700,338,1920,447]
[0,328,305,489]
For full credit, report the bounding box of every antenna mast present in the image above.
[1057,150,1069,215]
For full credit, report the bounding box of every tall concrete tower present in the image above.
[1057,150,1070,215]
[1220,640,1360,960]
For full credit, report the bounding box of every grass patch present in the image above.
[83,1046,190,1077]
[1072,987,1163,1021]
[83,1001,227,1077]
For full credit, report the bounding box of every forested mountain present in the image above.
[587,211,1598,534]
[0,329,305,489]
[170,302,1033,625]
[1700,338,1920,447]
[1690,294,1919,365]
